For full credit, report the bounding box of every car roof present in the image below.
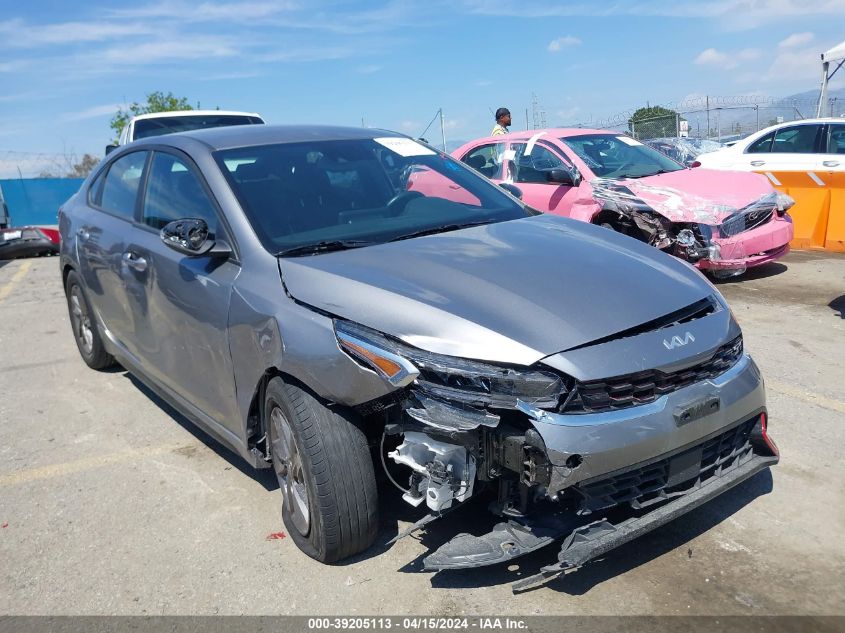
[470,128,631,143]
[130,110,263,121]
[133,124,405,151]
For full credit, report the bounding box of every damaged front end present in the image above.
[590,179,795,278]
[334,315,778,591]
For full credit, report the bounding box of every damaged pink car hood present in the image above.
[592,169,774,225]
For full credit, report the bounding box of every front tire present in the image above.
[65,270,115,370]
[265,377,378,563]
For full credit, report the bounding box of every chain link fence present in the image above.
[566,95,842,142]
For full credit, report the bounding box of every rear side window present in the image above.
[142,152,220,236]
[771,125,822,154]
[746,132,774,154]
[826,124,845,154]
[87,169,107,206]
[100,152,148,219]
[460,143,505,178]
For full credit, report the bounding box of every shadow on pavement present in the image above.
[713,262,787,284]
[123,371,278,492]
[829,295,845,319]
[399,469,774,594]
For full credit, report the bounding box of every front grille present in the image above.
[574,416,757,513]
[560,336,743,414]
[719,208,774,237]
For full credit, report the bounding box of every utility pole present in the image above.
[706,95,710,140]
[439,108,446,152]
[755,104,759,132]
[525,108,530,131]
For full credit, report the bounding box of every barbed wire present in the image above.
[564,95,828,129]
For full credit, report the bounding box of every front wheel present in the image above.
[265,378,378,562]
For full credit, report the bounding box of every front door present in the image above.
[509,140,581,215]
[122,150,241,429]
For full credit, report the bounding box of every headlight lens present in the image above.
[335,320,567,409]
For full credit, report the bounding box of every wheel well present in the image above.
[61,263,75,291]
[245,369,327,457]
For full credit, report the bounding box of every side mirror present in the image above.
[105,144,118,155]
[546,168,581,186]
[498,182,523,199]
[160,219,231,258]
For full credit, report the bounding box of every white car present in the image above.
[696,117,845,173]
[115,110,265,146]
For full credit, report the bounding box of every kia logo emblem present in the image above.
[664,332,695,350]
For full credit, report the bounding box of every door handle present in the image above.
[750,160,766,167]
[823,160,840,167]
[122,251,148,272]
[76,228,89,241]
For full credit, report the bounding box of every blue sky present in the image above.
[1,0,844,176]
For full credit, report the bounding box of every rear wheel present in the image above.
[65,270,115,370]
[265,377,378,562]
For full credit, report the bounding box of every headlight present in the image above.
[335,320,567,409]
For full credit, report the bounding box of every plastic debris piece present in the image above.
[266,531,286,540]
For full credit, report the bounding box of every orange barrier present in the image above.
[756,170,844,253]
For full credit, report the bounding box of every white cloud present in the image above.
[63,104,123,122]
[101,38,238,63]
[779,32,814,48]
[547,35,581,52]
[474,79,492,87]
[461,0,845,29]
[694,47,761,69]
[695,48,731,66]
[0,18,154,46]
[764,45,822,82]
[108,1,294,22]
[356,64,382,74]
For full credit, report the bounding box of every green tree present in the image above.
[628,105,681,140]
[109,91,193,142]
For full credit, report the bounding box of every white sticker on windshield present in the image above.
[374,137,436,157]
[617,136,643,146]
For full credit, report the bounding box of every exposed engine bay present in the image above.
[590,179,794,277]
[334,317,778,591]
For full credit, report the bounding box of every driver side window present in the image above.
[143,152,220,236]
[512,143,568,184]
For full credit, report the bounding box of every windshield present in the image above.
[133,115,264,140]
[561,133,685,179]
[215,137,529,255]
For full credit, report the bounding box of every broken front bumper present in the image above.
[422,352,778,589]
[523,352,766,491]
[697,214,793,271]
[424,413,777,590]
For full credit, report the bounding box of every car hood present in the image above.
[278,215,713,366]
[591,168,774,225]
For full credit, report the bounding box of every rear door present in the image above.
[76,150,149,355]
[742,123,824,173]
[509,140,581,214]
[819,123,845,171]
[122,149,241,428]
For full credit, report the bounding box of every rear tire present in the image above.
[265,377,378,563]
[65,270,115,370]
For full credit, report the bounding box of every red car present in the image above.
[0,226,60,259]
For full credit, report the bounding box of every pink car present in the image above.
[453,129,794,276]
